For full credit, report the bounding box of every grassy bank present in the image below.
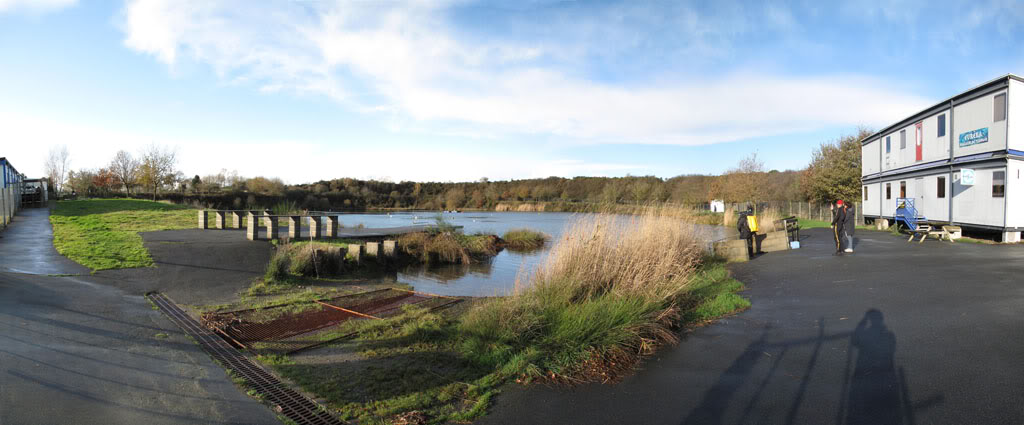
[261,209,750,424]
[50,199,203,270]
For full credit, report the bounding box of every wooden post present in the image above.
[198,210,208,229]
[326,216,339,238]
[288,216,302,239]
[309,216,322,239]
[247,215,259,240]
[267,216,279,240]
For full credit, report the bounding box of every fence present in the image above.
[725,201,867,227]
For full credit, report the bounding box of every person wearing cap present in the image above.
[831,199,846,255]
[842,200,856,253]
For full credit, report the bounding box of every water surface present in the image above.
[334,211,725,297]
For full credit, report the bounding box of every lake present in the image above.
[334,211,727,297]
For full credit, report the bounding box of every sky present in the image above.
[2,0,1023,184]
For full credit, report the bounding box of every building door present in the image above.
[915,178,925,215]
[915,122,923,162]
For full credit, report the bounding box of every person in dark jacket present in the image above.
[737,209,754,256]
[831,200,846,255]
[843,201,855,253]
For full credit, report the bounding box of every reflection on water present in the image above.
[333,211,725,297]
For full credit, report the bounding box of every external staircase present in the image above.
[894,198,926,231]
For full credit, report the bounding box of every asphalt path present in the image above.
[0,208,279,425]
[480,227,1024,425]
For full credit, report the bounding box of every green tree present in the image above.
[801,128,872,204]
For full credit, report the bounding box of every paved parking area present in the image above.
[481,228,1024,425]
[0,208,279,425]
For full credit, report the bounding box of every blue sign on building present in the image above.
[959,127,989,148]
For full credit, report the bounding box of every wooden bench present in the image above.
[907,224,955,243]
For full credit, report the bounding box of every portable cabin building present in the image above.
[861,74,1024,242]
[1,157,25,228]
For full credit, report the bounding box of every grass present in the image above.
[50,199,204,270]
[258,208,750,424]
[501,228,548,251]
[397,231,500,265]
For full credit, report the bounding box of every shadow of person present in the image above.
[843,309,902,425]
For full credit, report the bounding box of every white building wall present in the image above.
[916,172,950,222]
[862,139,880,176]
[951,166,1006,227]
[862,183,880,216]
[881,180,898,216]
[953,90,1008,157]
[1009,80,1024,152]
[1006,160,1024,228]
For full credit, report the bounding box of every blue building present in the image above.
[1,157,24,228]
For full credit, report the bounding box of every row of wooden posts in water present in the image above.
[198,209,359,242]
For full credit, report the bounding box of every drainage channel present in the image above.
[147,292,344,425]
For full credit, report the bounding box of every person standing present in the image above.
[831,200,846,255]
[843,201,856,253]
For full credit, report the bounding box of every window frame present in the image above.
[886,183,891,200]
[886,136,891,154]
[993,170,1006,198]
[995,93,1007,122]
[900,181,906,198]
[900,130,906,150]
[937,176,946,198]
[938,114,946,137]
[864,186,868,201]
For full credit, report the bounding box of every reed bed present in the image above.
[459,207,706,382]
[501,228,548,251]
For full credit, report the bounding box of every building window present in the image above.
[938,114,946,137]
[886,183,891,199]
[886,136,891,153]
[937,176,946,198]
[993,170,1005,197]
[864,186,868,201]
[900,130,906,149]
[995,93,1007,122]
[900,181,906,198]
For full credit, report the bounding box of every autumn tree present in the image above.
[801,128,872,204]
[138,144,178,200]
[109,150,139,194]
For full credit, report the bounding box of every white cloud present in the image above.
[118,0,932,146]
[0,0,75,14]
[0,108,637,183]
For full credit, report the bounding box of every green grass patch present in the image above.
[259,260,746,424]
[50,199,202,270]
[501,228,547,251]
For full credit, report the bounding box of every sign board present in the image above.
[961,168,975,186]
[959,128,989,148]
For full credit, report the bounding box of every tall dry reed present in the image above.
[461,207,707,381]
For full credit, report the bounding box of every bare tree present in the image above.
[44,145,71,194]
[138,144,178,200]
[109,150,140,194]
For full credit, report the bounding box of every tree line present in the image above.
[44,129,865,210]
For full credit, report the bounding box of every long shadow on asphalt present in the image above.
[681,309,944,425]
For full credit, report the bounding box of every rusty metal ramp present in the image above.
[147,292,344,425]
[202,288,461,354]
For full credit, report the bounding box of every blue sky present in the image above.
[2,0,1023,183]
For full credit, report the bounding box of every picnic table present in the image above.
[907,224,959,243]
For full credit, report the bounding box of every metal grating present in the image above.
[147,292,344,425]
